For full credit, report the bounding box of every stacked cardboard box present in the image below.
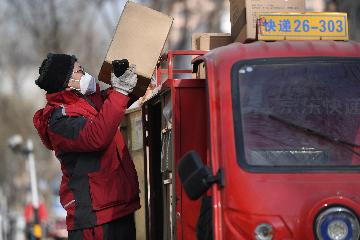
[191,33,232,78]
[192,33,232,51]
[98,1,173,98]
[230,0,305,42]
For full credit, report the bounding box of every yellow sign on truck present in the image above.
[257,12,349,41]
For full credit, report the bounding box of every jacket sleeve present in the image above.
[48,90,129,152]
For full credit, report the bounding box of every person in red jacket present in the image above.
[33,53,140,240]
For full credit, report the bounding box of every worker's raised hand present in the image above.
[110,64,138,96]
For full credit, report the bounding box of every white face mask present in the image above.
[78,72,96,95]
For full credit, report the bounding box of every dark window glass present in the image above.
[233,58,360,170]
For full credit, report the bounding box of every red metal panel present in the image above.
[172,82,183,240]
[168,51,174,80]
[199,41,360,66]
[205,59,224,240]
[172,83,207,240]
[180,87,207,240]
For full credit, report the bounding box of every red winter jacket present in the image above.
[33,85,140,230]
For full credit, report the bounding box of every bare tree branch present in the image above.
[207,0,226,32]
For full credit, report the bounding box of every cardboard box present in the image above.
[98,1,173,97]
[230,0,305,42]
[191,33,232,78]
[191,33,232,51]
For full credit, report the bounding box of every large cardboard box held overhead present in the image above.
[98,1,173,97]
[230,0,305,42]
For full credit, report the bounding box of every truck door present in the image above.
[143,78,207,240]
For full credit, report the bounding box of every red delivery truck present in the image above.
[141,12,360,240]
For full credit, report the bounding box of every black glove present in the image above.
[112,59,129,78]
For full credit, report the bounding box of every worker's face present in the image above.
[67,62,84,89]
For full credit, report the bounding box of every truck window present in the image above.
[232,58,360,171]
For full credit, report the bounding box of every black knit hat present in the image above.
[35,53,77,93]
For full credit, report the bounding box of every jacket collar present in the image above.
[45,89,81,107]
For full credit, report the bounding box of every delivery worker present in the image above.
[33,53,140,240]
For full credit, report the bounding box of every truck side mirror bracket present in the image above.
[205,168,224,189]
[178,151,224,201]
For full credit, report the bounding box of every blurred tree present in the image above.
[142,0,227,49]
[139,0,227,72]
[0,94,49,209]
[0,0,119,86]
